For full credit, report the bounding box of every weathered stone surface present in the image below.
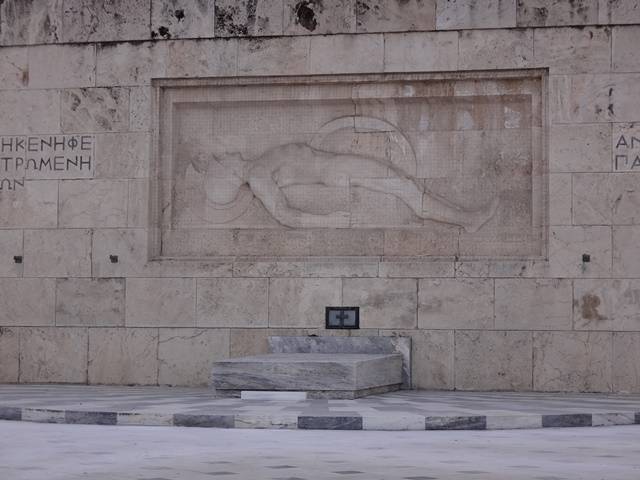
[573,173,640,225]
[151,0,214,39]
[0,181,57,228]
[548,226,612,278]
[383,31,457,72]
[599,0,640,24]
[59,179,128,227]
[343,278,417,329]
[379,259,454,278]
[549,173,572,225]
[0,47,28,89]
[166,38,238,77]
[0,230,22,277]
[238,37,310,75]
[418,279,493,330]
[574,279,640,331]
[551,74,640,124]
[0,278,55,326]
[437,0,516,29]
[127,179,148,227]
[158,328,229,386]
[125,278,195,327]
[28,44,95,88]
[356,0,435,32]
[534,27,611,74]
[20,327,88,383]
[455,331,533,391]
[613,332,640,392]
[215,0,284,37]
[196,278,268,328]
[284,0,355,35]
[61,88,129,133]
[533,331,612,392]
[459,29,533,70]
[129,86,151,132]
[0,90,59,134]
[96,42,167,86]
[88,328,158,385]
[95,132,149,179]
[0,327,19,382]
[229,328,315,357]
[309,34,383,73]
[549,124,611,172]
[495,279,572,330]
[61,0,150,43]
[269,278,341,328]
[403,329,454,390]
[613,26,640,72]
[24,229,92,277]
[55,278,125,327]
[0,0,61,46]
[517,0,599,26]
[613,226,640,277]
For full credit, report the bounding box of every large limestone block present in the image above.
[574,279,640,331]
[549,124,611,172]
[0,278,55,326]
[0,181,57,229]
[88,328,158,385]
[238,37,310,76]
[125,278,195,327]
[599,0,640,24]
[20,327,88,383]
[158,328,229,386]
[268,278,341,328]
[495,279,572,330]
[0,90,59,134]
[573,173,640,225]
[517,0,599,26]
[343,278,417,329]
[55,278,125,327]
[24,229,92,277]
[436,0,516,29]
[613,26,640,72]
[97,42,167,87]
[166,38,238,77]
[95,132,149,179]
[283,0,355,35]
[127,179,148,228]
[129,86,151,132]
[61,88,129,133]
[61,0,150,43]
[28,44,95,88]
[214,0,283,36]
[383,31,457,72]
[534,27,611,74]
[454,330,533,391]
[0,230,22,277]
[59,179,128,228]
[613,332,640,392]
[356,0,435,32]
[613,226,640,277]
[229,328,315,358]
[549,173,572,225]
[0,327,19,382]
[0,47,28,89]
[459,29,533,70]
[418,279,493,330]
[533,331,612,392]
[151,0,214,39]
[548,226,612,278]
[379,259,454,278]
[196,278,268,328]
[309,34,383,74]
[0,0,61,46]
[212,353,402,395]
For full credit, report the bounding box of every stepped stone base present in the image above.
[211,353,403,399]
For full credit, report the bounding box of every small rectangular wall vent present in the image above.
[325,307,359,329]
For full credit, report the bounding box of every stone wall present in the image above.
[0,0,639,392]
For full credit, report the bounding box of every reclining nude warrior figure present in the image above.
[189,142,498,232]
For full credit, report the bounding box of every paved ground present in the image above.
[1,421,640,480]
[1,385,639,430]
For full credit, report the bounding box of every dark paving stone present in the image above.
[635,412,640,424]
[65,410,117,425]
[404,477,438,479]
[0,406,21,421]
[425,416,486,430]
[205,473,236,476]
[173,414,235,428]
[333,472,364,475]
[542,414,592,428]
[297,416,362,430]
[268,465,297,469]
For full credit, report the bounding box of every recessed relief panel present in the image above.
[152,72,546,259]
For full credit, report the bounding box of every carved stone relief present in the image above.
[152,72,546,258]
